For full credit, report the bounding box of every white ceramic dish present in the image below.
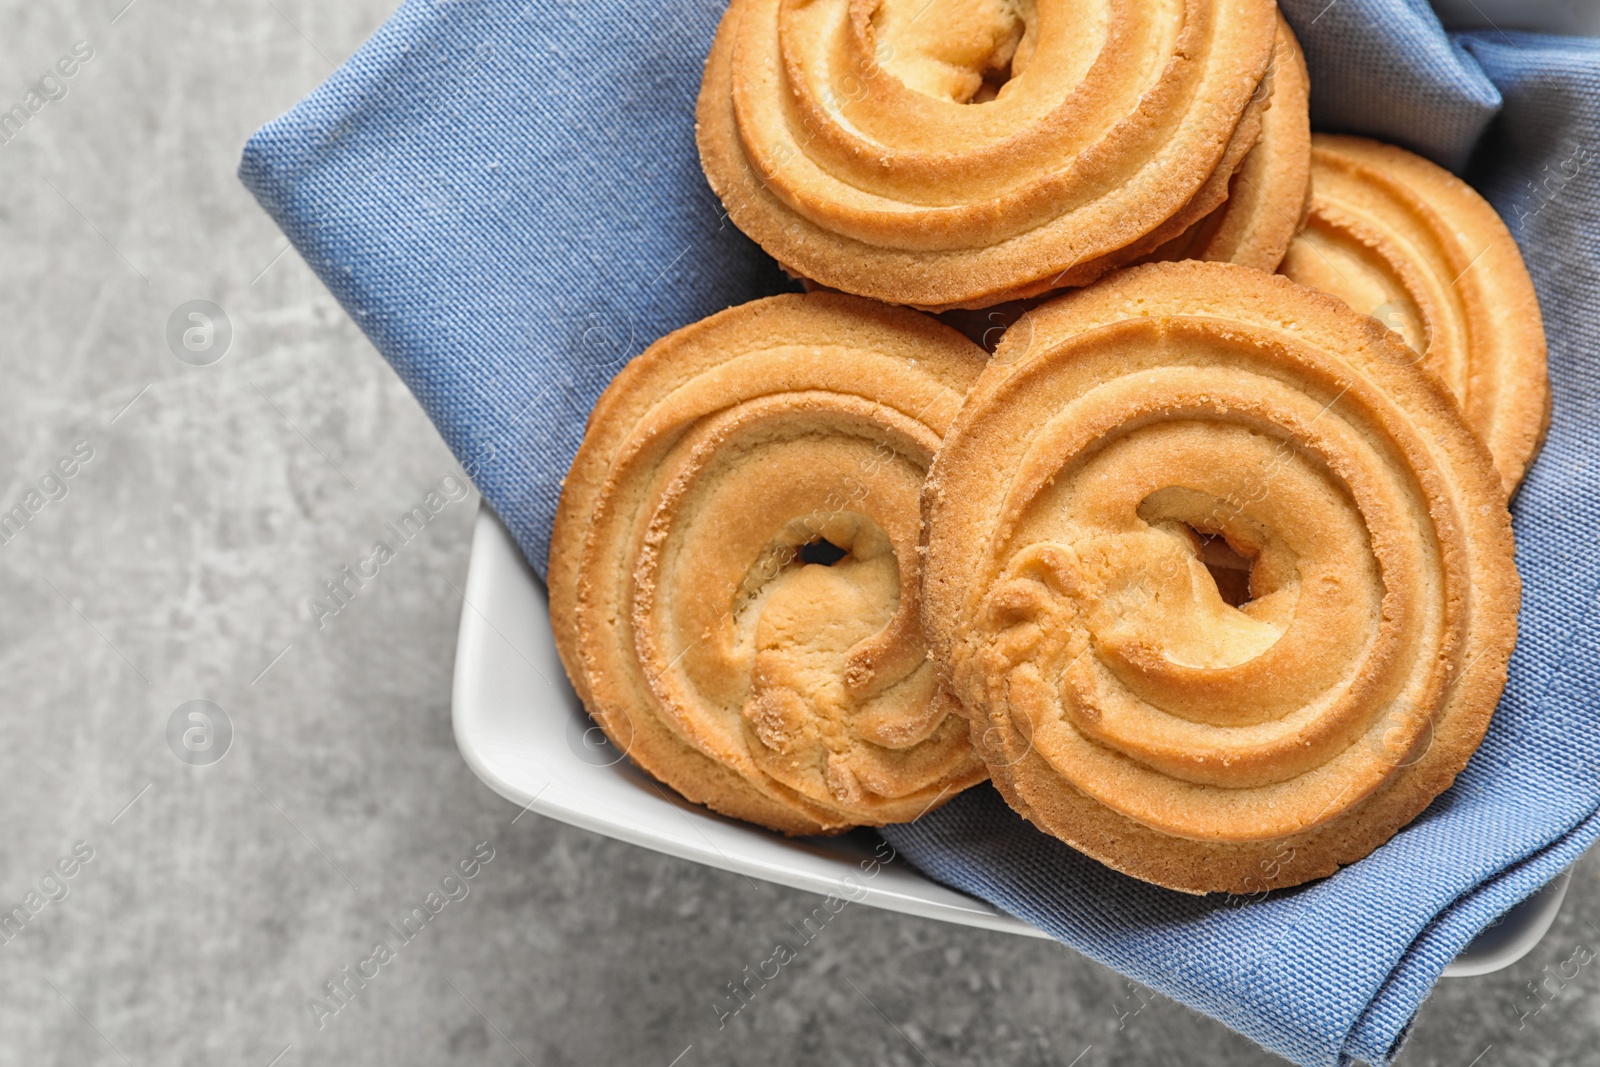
[452,503,1570,976]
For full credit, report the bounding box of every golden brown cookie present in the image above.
[1280,134,1550,490]
[922,261,1519,894]
[549,293,988,834]
[1143,14,1311,271]
[696,0,1279,310]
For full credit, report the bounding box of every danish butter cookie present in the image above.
[697,0,1279,309]
[923,262,1518,892]
[551,293,988,834]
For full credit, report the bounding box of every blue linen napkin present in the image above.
[239,3,1600,1064]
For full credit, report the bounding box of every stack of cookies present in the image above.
[696,0,1311,308]
[550,0,1550,894]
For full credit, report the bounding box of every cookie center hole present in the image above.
[797,539,849,566]
[1186,526,1255,608]
[872,0,1027,104]
[967,54,1015,103]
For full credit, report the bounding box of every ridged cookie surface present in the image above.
[1281,134,1550,490]
[922,262,1519,893]
[697,0,1279,309]
[1143,14,1310,272]
[550,293,988,834]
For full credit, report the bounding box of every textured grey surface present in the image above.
[0,2,1595,1065]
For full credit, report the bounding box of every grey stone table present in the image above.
[0,2,1593,1064]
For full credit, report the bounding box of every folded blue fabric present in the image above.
[239,3,1600,1064]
